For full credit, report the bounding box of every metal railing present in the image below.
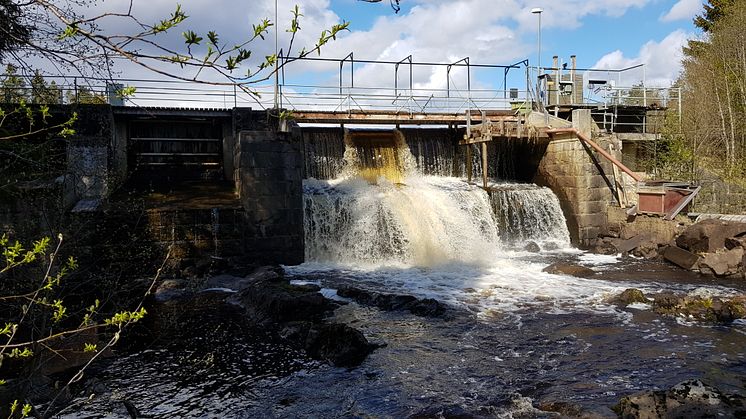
[1,55,682,134]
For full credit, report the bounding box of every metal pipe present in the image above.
[446,57,469,98]
[274,0,279,109]
[546,127,642,182]
[340,52,354,95]
[570,55,576,104]
[394,55,412,97]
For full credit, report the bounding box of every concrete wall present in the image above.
[237,126,304,265]
[67,104,115,206]
[535,109,617,246]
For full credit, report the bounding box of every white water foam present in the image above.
[294,131,741,318]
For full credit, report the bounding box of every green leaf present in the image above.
[207,31,219,46]
[58,24,79,40]
[182,30,203,45]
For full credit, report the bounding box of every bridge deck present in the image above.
[292,109,518,125]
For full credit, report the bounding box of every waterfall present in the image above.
[487,184,570,247]
[302,129,570,266]
[304,177,500,266]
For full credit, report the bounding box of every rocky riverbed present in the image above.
[43,248,746,419]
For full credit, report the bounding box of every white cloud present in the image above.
[661,0,702,22]
[591,30,690,87]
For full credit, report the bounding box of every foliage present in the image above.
[358,0,402,13]
[0,234,170,417]
[0,0,32,60]
[693,0,736,33]
[619,82,664,108]
[652,1,746,212]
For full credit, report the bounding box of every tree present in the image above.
[0,234,168,418]
[358,0,402,13]
[1,64,26,103]
[30,72,62,105]
[0,3,351,416]
[0,0,32,60]
[661,0,746,211]
[693,0,736,33]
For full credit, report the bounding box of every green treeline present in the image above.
[654,0,746,212]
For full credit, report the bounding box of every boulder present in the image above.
[304,323,373,367]
[617,234,652,253]
[630,239,660,260]
[153,279,190,303]
[725,234,746,250]
[699,247,744,277]
[231,281,334,325]
[615,380,746,419]
[543,242,560,251]
[652,294,746,323]
[542,262,595,278]
[613,288,649,306]
[652,293,682,311]
[524,241,541,253]
[590,237,620,255]
[409,298,447,317]
[336,287,446,317]
[710,298,746,323]
[663,246,700,270]
[675,219,746,254]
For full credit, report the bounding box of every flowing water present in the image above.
[65,129,746,418]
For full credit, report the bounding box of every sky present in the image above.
[74,0,705,108]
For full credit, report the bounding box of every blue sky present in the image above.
[316,0,700,86]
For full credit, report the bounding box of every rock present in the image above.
[711,298,746,323]
[699,247,745,276]
[409,298,447,317]
[232,281,334,325]
[617,234,652,253]
[336,287,446,317]
[542,262,595,278]
[543,242,560,251]
[652,294,746,323]
[615,379,746,419]
[524,241,541,253]
[154,279,190,303]
[663,246,700,270]
[630,239,660,260]
[590,237,620,255]
[725,234,746,250]
[614,288,649,306]
[675,219,746,254]
[203,274,252,291]
[304,323,373,367]
[652,293,682,311]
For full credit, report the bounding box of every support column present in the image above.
[466,146,472,183]
[481,142,488,188]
